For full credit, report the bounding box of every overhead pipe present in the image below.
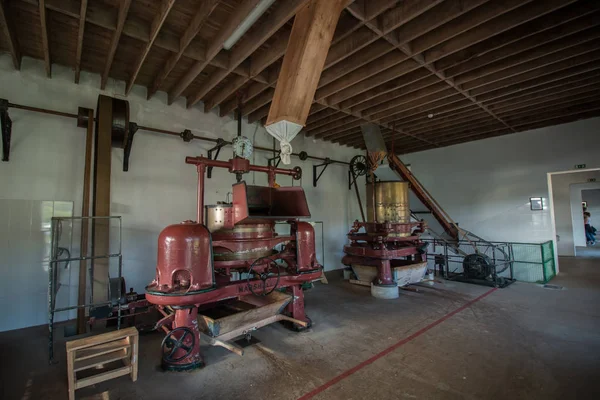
[5,101,350,166]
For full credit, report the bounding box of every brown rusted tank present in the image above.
[148,221,215,293]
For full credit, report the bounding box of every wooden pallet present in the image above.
[65,327,138,400]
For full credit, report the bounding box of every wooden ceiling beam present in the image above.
[125,0,175,95]
[392,106,485,135]
[435,2,600,73]
[328,127,362,143]
[220,64,280,116]
[404,119,508,144]
[0,0,21,69]
[305,115,357,137]
[488,79,600,113]
[167,0,263,104]
[73,0,87,83]
[381,97,473,126]
[462,41,600,92]
[318,40,393,88]
[497,93,600,121]
[305,111,348,132]
[315,51,407,101]
[342,1,578,143]
[398,105,600,154]
[38,0,51,77]
[101,0,132,90]
[361,81,450,117]
[44,0,257,83]
[234,0,440,121]
[346,9,516,135]
[306,107,341,126]
[378,0,445,34]
[406,100,600,151]
[392,0,489,46]
[248,104,271,124]
[447,12,600,81]
[399,105,600,155]
[470,49,600,97]
[147,0,220,99]
[324,26,379,69]
[410,0,531,56]
[510,108,600,132]
[315,119,362,139]
[216,8,361,116]
[340,69,432,111]
[219,0,438,119]
[504,99,600,127]
[398,110,492,138]
[242,88,275,116]
[479,66,600,104]
[325,59,421,105]
[197,0,311,111]
[371,88,460,121]
[455,27,600,86]
[422,0,576,63]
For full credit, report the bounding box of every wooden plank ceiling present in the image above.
[1,0,599,154]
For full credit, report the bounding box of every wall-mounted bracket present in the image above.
[207,138,227,178]
[313,158,332,187]
[268,151,282,168]
[123,122,138,172]
[1,99,11,162]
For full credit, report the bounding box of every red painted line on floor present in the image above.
[297,287,498,400]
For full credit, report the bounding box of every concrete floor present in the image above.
[576,246,600,258]
[2,257,600,400]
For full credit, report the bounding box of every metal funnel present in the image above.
[360,123,387,154]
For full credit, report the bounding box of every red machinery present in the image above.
[342,180,428,299]
[146,155,321,371]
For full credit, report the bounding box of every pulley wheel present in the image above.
[350,155,368,177]
[463,253,493,279]
[96,95,130,149]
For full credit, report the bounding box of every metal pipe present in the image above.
[185,156,300,178]
[77,108,93,335]
[7,102,350,165]
[197,164,206,224]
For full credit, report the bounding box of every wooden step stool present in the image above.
[65,327,138,400]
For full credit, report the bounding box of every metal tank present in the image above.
[366,181,410,224]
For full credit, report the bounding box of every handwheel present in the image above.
[247,256,281,296]
[161,327,195,363]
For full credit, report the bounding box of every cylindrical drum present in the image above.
[366,181,410,224]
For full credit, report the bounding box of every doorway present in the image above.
[547,169,600,264]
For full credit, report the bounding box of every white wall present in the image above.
[400,117,600,244]
[551,171,600,256]
[570,183,600,248]
[0,55,364,332]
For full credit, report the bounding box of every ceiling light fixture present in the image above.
[223,0,277,50]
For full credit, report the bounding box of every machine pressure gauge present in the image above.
[232,136,253,159]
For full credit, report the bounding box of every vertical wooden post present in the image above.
[131,333,139,381]
[66,349,75,400]
[77,108,94,334]
[92,96,113,303]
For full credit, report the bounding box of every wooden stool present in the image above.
[65,327,138,400]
